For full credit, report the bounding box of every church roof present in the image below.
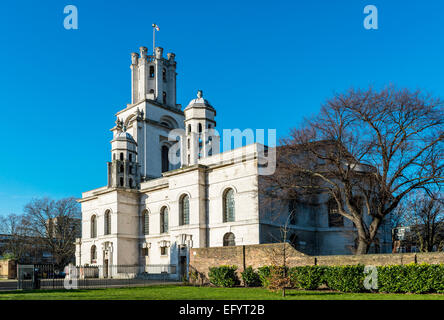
[184,90,215,113]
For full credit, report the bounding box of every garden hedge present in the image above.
[209,263,444,293]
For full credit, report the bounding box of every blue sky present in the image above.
[0,0,443,215]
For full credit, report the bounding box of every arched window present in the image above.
[104,210,111,235]
[120,177,124,187]
[120,153,124,161]
[119,164,124,173]
[162,91,167,104]
[149,66,155,78]
[90,215,97,238]
[129,154,133,162]
[129,178,133,188]
[90,245,97,263]
[180,194,190,225]
[160,207,169,233]
[328,198,343,227]
[162,68,167,81]
[149,89,154,94]
[223,189,235,222]
[142,210,149,235]
[223,232,235,246]
[161,146,169,173]
[198,123,202,133]
[187,124,191,134]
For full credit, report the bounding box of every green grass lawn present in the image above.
[0,285,443,300]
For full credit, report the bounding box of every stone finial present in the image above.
[167,52,176,61]
[140,46,148,58]
[155,47,163,59]
[131,52,139,65]
[197,90,203,99]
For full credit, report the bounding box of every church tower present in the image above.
[183,90,218,166]
[107,125,140,189]
[111,45,184,181]
[130,46,177,108]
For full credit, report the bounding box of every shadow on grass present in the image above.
[284,290,344,297]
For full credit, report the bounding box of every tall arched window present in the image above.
[180,194,190,225]
[328,198,343,227]
[162,92,167,104]
[162,68,167,81]
[223,189,235,222]
[90,215,97,238]
[198,123,202,133]
[160,207,169,233]
[90,245,97,263]
[223,232,235,246]
[104,210,111,235]
[161,145,169,173]
[187,124,191,134]
[149,66,155,78]
[120,153,124,161]
[142,210,149,235]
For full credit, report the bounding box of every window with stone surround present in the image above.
[104,210,111,235]
[223,232,235,246]
[142,210,149,235]
[328,198,344,227]
[223,188,235,222]
[90,215,97,238]
[160,207,169,233]
[179,194,190,226]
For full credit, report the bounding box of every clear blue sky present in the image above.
[1,0,443,215]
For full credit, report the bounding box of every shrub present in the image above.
[378,263,444,294]
[241,266,261,287]
[324,265,366,293]
[257,266,271,288]
[208,265,239,287]
[267,266,291,293]
[289,266,326,290]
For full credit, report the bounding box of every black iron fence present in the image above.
[17,264,178,290]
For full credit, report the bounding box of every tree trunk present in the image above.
[356,239,369,254]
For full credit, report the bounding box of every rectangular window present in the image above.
[160,247,168,256]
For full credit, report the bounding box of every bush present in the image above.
[220,263,444,294]
[241,266,261,287]
[378,264,444,294]
[208,265,239,287]
[324,265,366,293]
[257,266,271,288]
[289,266,326,290]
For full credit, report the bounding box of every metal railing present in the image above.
[17,264,178,290]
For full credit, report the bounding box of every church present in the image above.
[75,44,392,279]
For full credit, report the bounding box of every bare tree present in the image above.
[263,86,443,254]
[404,191,443,252]
[0,213,30,260]
[22,197,81,268]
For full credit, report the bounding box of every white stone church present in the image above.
[75,44,392,279]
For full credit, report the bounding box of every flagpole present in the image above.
[152,24,155,55]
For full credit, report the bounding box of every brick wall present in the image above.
[189,243,444,284]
